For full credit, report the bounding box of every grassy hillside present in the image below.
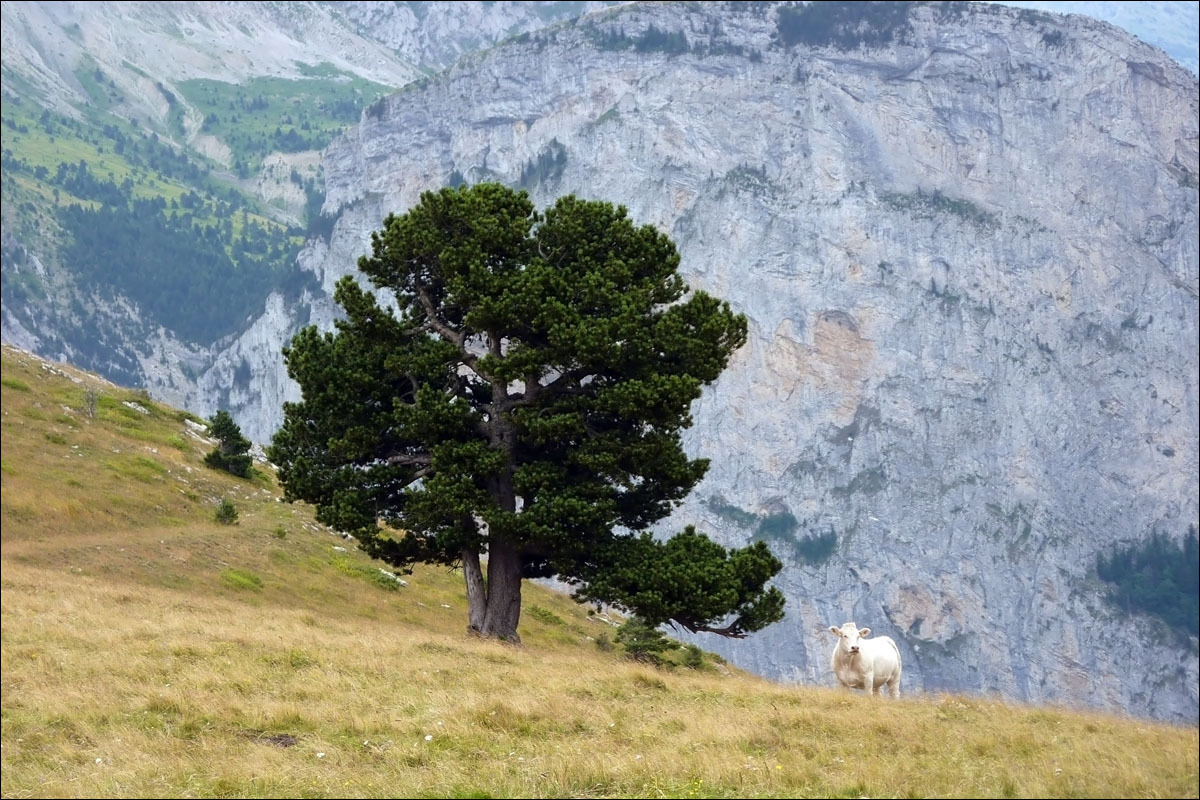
[1,344,1197,799]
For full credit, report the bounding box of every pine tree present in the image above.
[204,409,252,478]
[268,183,784,642]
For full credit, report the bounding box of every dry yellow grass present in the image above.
[2,344,1197,799]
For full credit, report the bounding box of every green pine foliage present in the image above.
[589,24,691,54]
[213,497,239,525]
[615,616,681,665]
[268,183,785,642]
[1096,527,1199,641]
[203,410,253,478]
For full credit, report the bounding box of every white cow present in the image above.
[828,622,902,697]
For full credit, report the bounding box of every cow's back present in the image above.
[868,635,902,682]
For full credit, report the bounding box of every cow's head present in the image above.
[828,622,871,655]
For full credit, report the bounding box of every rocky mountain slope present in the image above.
[0,0,610,384]
[0,1,613,115]
[175,1,1199,722]
[992,1,1199,75]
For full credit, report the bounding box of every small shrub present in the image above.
[631,671,669,690]
[594,633,615,652]
[682,643,706,670]
[272,525,287,539]
[262,647,316,669]
[615,616,680,665]
[214,497,238,525]
[369,569,403,592]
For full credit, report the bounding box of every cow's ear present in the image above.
[859,627,871,637]
[828,626,841,636]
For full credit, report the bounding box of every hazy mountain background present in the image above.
[989,1,1199,75]
[1,0,613,383]
[2,0,1194,388]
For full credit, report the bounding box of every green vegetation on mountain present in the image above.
[584,19,763,60]
[775,0,914,50]
[3,344,1198,798]
[57,187,306,342]
[589,23,692,54]
[518,138,568,189]
[0,62,391,353]
[1097,527,1200,643]
[1,95,312,343]
[269,183,784,643]
[178,70,391,176]
[703,497,838,567]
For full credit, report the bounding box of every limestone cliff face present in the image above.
[329,1,615,72]
[181,2,1200,720]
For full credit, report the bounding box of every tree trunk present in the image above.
[480,538,523,642]
[479,332,522,642]
[462,547,486,635]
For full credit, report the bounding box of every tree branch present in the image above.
[385,453,433,468]
[670,618,748,639]
[415,284,477,369]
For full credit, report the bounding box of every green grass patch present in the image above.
[329,554,404,592]
[526,604,566,627]
[178,74,393,174]
[103,455,169,483]
[220,568,264,591]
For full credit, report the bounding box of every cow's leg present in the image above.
[887,674,901,698]
[864,670,877,696]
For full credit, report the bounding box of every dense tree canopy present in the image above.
[268,183,784,642]
[1096,527,1199,641]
